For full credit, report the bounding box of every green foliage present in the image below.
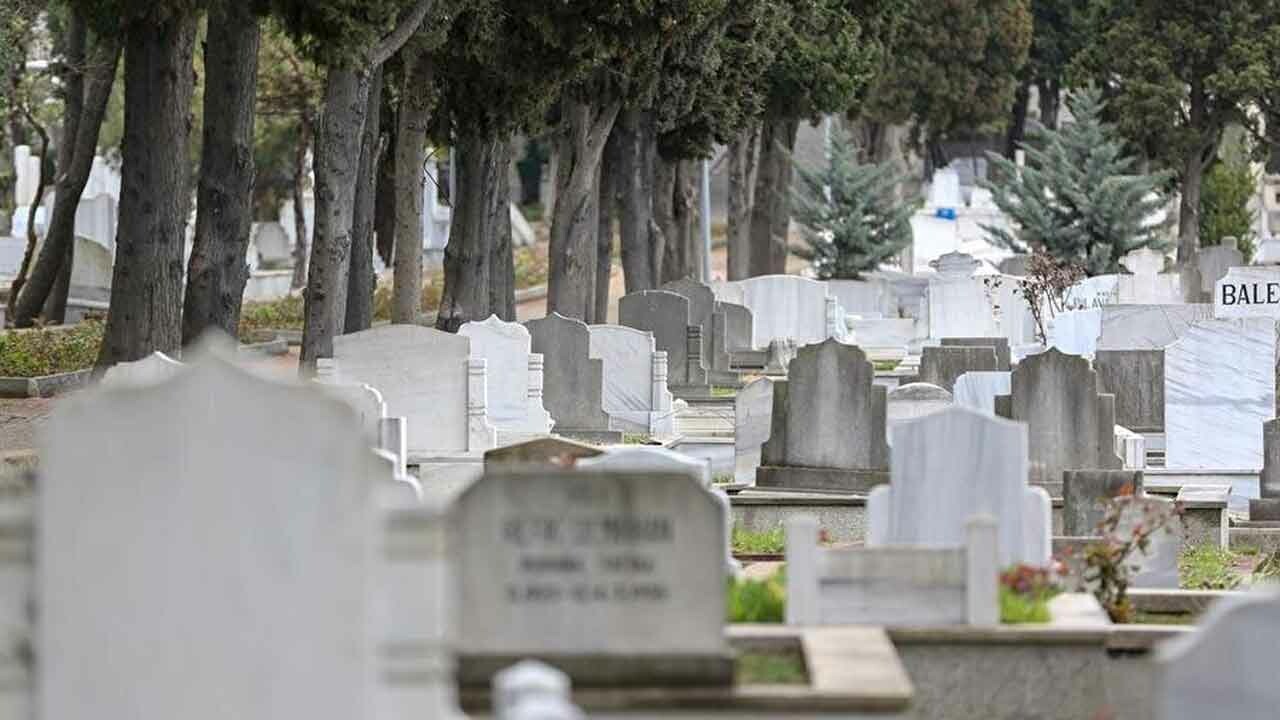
[735,651,807,684]
[1070,495,1182,623]
[0,321,104,378]
[238,295,307,337]
[999,565,1058,624]
[726,571,786,623]
[1025,0,1087,99]
[983,90,1172,275]
[269,0,429,68]
[513,244,548,290]
[731,527,785,554]
[1179,545,1243,591]
[1254,550,1280,580]
[862,0,1031,142]
[1200,158,1257,263]
[791,130,915,280]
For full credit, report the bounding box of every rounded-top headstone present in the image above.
[493,660,571,715]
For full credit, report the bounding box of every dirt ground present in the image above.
[0,396,53,453]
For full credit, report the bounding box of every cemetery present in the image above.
[9,2,1280,719]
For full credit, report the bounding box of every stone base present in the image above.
[755,465,889,494]
[729,349,769,369]
[554,428,625,445]
[1250,497,1280,521]
[708,369,744,388]
[457,651,735,689]
[671,384,717,402]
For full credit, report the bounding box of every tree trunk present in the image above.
[392,51,432,324]
[1005,77,1031,160]
[726,125,758,281]
[43,241,73,323]
[660,158,698,284]
[9,111,49,323]
[374,101,397,267]
[488,139,516,322]
[653,154,678,284]
[182,0,260,345]
[300,66,370,367]
[748,112,799,277]
[436,134,512,332]
[344,64,383,334]
[676,160,698,282]
[1178,148,1207,267]
[13,21,120,327]
[614,108,655,293]
[288,113,312,289]
[546,93,622,321]
[594,127,620,323]
[95,11,196,367]
[1037,78,1061,130]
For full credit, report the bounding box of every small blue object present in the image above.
[935,208,958,220]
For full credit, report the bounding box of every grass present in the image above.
[621,433,652,445]
[712,473,737,485]
[1130,611,1197,626]
[732,527,785,554]
[0,320,103,377]
[727,572,786,623]
[710,386,737,398]
[735,651,807,685]
[872,360,899,372]
[1179,545,1243,590]
[513,243,549,289]
[999,585,1053,624]
[238,294,307,338]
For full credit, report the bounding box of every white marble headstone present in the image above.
[1096,304,1214,351]
[734,378,774,484]
[718,275,832,347]
[868,406,1052,566]
[952,371,1012,415]
[99,351,183,389]
[1213,266,1280,319]
[1165,318,1275,471]
[587,324,675,438]
[461,315,554,436]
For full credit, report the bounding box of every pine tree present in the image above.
[790,130,915,280]
[982,89,1173,276]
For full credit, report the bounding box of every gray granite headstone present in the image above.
[716,301,754,352]
[998,348,1109,493]
[662,278,727,372]
[619,290,708,389]
[940,337,1011,371]
[1196,242,1243,299]
[734,377,774,483]
[452,467,733,687]
[1062,470,1144,536]
[918,346,999,391]
[526,313,620,442]
[756,340,889,492]
[886,383,952,430]
[1094,350,1164,433]
[1250,419,1280,520]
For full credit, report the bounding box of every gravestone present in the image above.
[716,301,754,351]
[1095,304,1214,351]
[886,383,952,430]
[68,234,114,301]
[999,255,1030,276]
[334,324,497,458]
[827,277,896,319]
[253,221,292,265]
[460,315,555,437]
[1061,470,1143,536]
[1094,350,1164,433]
[952,371,1012,415]
[314,359,407,476]
[940,337,1012,370]
[1213,266,1280,318]
[1048,307,1102,357]
[99,351,183,389]
[618,290,709,394]
[1118,247,1180,304]
[714,274,836,347]
[1249,419,1280,520]
[36,345,446,719]
[917,345,999,391]
[734,377,773,483]
[484,437,604,468]
[1165,318,1276,470]
[1155,586,1280,720]
[756,340,889,492]
[452,467,732,687]
[74,193,117,251]
[526,313,622,443]
[928,252,997,339]
[661,278,730,376]
[587,324,676,438]
[868,406,1051,566]
[1196,240,1244,301]
[997,348,1117,494]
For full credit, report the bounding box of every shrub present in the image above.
[0,321,103,377]
[238,294,306,339]
[731,527,786,554]
[999,564,1058,624]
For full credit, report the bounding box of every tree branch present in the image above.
[370,0,436,67]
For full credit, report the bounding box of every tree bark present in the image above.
[614,108,656,293]
[392,51,432,324]
[1005,77,1031,160]
[374,97,397,267]
[343,64,383,334]
[726,125,758,281]
[288,112,312,289]
[182,0,261,345]
[546,93,622,321]
[488,139,516,322]
[9,109,49,323]
[594,127,620,323]
[13,19,120,327]
[1036,78,1061,130]
[43,240,73,323]
[747,112,799,277]
[96,10,197,367]
[653,153,678,284]
[436,134,511,331]
[300,66,370,366]
[660,158,699,284]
